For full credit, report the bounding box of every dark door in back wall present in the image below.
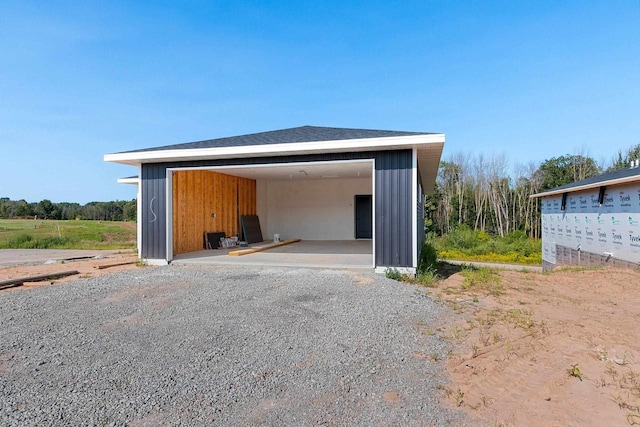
[354,195,372,239]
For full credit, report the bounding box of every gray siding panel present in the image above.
[141,164,167,260]
[140,150,414,267]
[417,174,425,253]
[374,150,413,267]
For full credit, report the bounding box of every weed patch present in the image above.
[386,266,440,288]
[460,267,504,296]
[569,364,584,381]
[2,233,72,249]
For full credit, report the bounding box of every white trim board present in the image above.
[136,165,142,258]
[105,134,444,165]
[375,266,416,275]
[144,259,169,266]
[412,148,418,268]
[165,171,173,263]
[117,177,139,185]
[371,159,376,269]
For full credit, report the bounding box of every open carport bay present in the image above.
[0,265,467,426]
[169,160,375,265]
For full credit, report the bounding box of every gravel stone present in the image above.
[0,265,470,426]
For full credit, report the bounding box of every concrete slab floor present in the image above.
[171,240,373,269]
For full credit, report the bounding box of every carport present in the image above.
[166,159,375,268]
[104,125,445,273]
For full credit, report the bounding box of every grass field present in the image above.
[0,219,136,250]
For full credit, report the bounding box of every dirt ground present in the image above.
[428,266,640,426]
[0,252,141,289]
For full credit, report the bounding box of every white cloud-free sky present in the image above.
[1,1,639,203]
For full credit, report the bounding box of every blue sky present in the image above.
[1,1,639,203]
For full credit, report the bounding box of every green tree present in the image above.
[0,198,13,218]
[35,199,55,219]
[58,202,82,220]
[15,200,33,217]
[535,154,600,191]
[609,143,640,171]
[123,199,137,222]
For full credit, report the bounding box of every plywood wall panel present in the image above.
[172,170,256,254]
[238,179,257,216]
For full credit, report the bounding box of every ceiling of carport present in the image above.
[205,161,373,181]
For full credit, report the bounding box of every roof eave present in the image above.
[104,134,445,182]
[530,173,640,198]
[104,134,443,165]
[117,177,140,185]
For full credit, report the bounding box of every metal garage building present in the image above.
[531,161,640,271]
[105,126,445,273]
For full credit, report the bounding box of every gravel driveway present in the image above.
[0,265,468,426]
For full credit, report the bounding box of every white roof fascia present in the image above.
[117,177,140,185]
[104,134,445,166]
[530,174,640,199]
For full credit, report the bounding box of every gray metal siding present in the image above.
[141,164,166,260]
[140,150,414,267]
[417,174,425,254]
[374,150,413,267]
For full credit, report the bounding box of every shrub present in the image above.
[417,241,438,275]
[434,226,542,265]
[385,268,402,280]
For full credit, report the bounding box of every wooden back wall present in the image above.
[172,170,256,254]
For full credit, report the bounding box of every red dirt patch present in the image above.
[0,252,142,290]
[425,267,640,426]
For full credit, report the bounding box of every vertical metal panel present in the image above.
[141,165,151,258]
[374,150,413,267]
[140,150,415,266]
[141,163,168,259]
[417,173,425,252]
[157,164,166,259]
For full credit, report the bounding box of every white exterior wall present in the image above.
[256,178,371,241]
[541,182,640,264]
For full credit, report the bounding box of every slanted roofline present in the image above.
[531,166,640,198]
[116,125,435,154]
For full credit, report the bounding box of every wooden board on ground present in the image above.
[240,215,263,244]
[228,239,301,256]
[95,261,137,270]
[0,270,79,290]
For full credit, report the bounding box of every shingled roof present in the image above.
[531,164,640,198]
[121,125,434,154]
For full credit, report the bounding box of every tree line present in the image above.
[426,143,640,239]
[0,198,137,222]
